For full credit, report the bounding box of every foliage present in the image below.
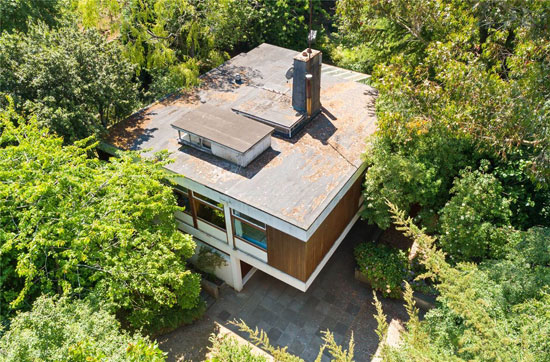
[196,246,228,278]
[341,0,550,182]
[146,299,206,337]
[372,292,388,345]
[208,333,268,362]
[230,319,303,362]
[74,0,226,97]
[334,1,432,73]
[493,153,550,230]
[361,135,477,230]
[439,161,514,262]
[338,1,550,247]
[374,203,550,361]
[354,242,408,299]
[0,23,137,142]
[228,319,355,362]
[72,0,331,98]
[0,295,165,361]
[0,0,63,33]
[206,0,328,53]
[0,104,200,329]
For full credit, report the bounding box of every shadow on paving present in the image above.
[158,220,409,362]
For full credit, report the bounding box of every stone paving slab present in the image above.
[159,220,408,362]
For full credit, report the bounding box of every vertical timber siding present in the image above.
[266,175,363,282]
[267,227,307,281]
[305,176,363,278]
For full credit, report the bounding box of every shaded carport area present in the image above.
[158,220,409,362]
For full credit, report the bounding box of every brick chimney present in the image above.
[292,49,321,117]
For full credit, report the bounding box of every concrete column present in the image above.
[223,204,233,246]
[230,254,243,292]
[224,204,243,291]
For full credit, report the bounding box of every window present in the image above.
[189,134,201,145]
[193,192,226,230]
[173,187,191,214]
[182,132,212,152]
[232,210,267,250]
[201,138,212,150]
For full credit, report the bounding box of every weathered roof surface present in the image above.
[231,88,303,129]
[171,104,273,153]
[106,43,377,230]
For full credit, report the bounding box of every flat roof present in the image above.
[231,88,303,131]
[170,104,273,153]
[105,43,377,231]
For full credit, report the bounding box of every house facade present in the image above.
[103,44,376,292]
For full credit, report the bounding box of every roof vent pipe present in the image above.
[306,73,313,116]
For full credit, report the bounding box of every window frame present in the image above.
[173,187,193,215]
[231,210,267,251]
[192,192,226,231]
[231,210,266,230]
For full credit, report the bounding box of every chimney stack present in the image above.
[292,49,321,117]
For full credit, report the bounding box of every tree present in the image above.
[337,0,550,181]
[206,320,354,362]
[361,129,478,231]
[333,0,550,235]
[0,103,200,330]
[74,0,224,97]
[73,0,331,98]
[0,23,138,142]
[0,0,63,33]
[373,204,550,361]
[0,295,165,361]
[439,161,513,262]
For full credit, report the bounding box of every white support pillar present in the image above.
[223,204,234,246]
[224,204,243,291]
[230,254,243,291]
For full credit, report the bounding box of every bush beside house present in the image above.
[354,242,408,299]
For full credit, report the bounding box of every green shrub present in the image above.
[207,334,268,362]
[354,242,408,298]
[362,134,476,231]
[147,300,206,336]
[439,161,513,262]
[0,295,165,362]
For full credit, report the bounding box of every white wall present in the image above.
[196,219,228,243]
[239,135,272,167]
[189,240,235,288]
[234,237,268,263]
[210,135,272,167]
[211,143,242,166]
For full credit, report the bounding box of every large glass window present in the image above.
[193,193,226,230]
[232,210,267,250]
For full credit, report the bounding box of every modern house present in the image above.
[103,43,377,292]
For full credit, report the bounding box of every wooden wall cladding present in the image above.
[266,226,307,281]
[304,176,362,278]
[266,175,363,282]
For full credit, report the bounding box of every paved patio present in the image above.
[159,220,408,361]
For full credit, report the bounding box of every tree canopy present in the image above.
[0,0,63,33]
[374,206,550,361]
[0,102,200,330]
[333,0,550,234]
[0,23,138,142]
[0,296,165,361]
[335,2,550,360]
